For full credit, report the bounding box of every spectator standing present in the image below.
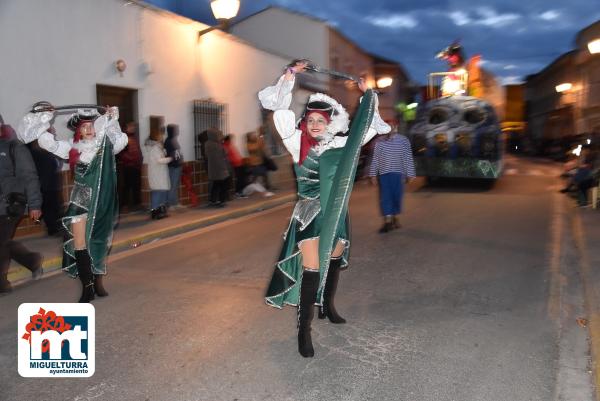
[205,128,230,207]
[164,124,183,208]
[368,126,416,233]
[246,131,271,190]
[27,126,64,236]
[118,122,143,211]
[0,123,43,293]
[223,134,246,197]
[145,127,172,219]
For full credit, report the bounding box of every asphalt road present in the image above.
[0,156,593,401]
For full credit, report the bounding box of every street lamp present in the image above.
[555,83,572,93]
[198,0,240,38]
[376,77,393,89]
[588,39,600,54]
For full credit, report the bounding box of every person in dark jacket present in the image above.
[0,125,44,293]
[27,126,64,236]
[118,122,143,210]
[205,128,230,207]
[164,124,183,208]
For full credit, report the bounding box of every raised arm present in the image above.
[21,112,74,160]
[258,63,307,163]
[37,131,72,160]
[94,107,128,154]
[17,112,53,144]
[360,79,391,145]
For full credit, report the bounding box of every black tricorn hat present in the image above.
[67,111,99,131]
[306,100,334,117]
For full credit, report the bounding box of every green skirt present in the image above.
[264,210,349,308]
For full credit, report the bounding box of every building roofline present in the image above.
[233,5,411,82]
[575,19,600,46]
[124,1,292,65]
[231,5,328,28]
[526,50,578,83]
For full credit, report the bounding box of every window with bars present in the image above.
[193,100,228,160]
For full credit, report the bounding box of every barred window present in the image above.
[193,100,228,160]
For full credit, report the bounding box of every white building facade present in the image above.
[0,0,289,162]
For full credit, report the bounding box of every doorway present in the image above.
[96,84,140,211]
[96,84,138,129]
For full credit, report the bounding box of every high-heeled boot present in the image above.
[298,269,319,358]
[75,249,95,303]
[94,274,109,297]
[318,257,346,323]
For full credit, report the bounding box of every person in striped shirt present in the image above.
[368,123,416,232]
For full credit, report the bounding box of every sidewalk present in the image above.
[573,206,600,400]
[8,190,297,285]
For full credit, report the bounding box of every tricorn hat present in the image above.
[301,93,349,135]
[67,109,100,131]
[306,100,334,117]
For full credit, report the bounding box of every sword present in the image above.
[287,59,360,83]
[30,101,107,114]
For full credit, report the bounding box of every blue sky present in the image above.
[146,0,600,85]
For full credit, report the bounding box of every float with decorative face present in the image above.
[408,95,503,180]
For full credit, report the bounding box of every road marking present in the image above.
[547,193,563,321]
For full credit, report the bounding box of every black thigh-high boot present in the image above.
[94,274,109,297]
[318,257,346,323]
[75,249,95,303]
[298,269,320,358]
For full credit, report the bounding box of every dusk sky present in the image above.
[146,0,600,85]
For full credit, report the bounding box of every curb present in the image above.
[8,194,296,285]
[572,209,600,401]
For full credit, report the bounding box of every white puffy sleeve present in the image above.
[93,110,128,154]
[273,110,302,163]
[259,74,302,162]
[38,132,72,160]
[258,75,295,111]
[362,93,391,145]
[16,112,54,144]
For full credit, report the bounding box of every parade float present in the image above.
[408,42,505,181]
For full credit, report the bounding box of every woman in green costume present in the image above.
[18,107,127,302]
[259,62,391,357]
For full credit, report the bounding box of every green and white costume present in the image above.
[18,110,128,277]
[258,75,390,308]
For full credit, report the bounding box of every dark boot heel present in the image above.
[94,274,109,297]
[321,258,346,324]
[298,269,319,358]
[75,250,95,303]
[80,282,95,303]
